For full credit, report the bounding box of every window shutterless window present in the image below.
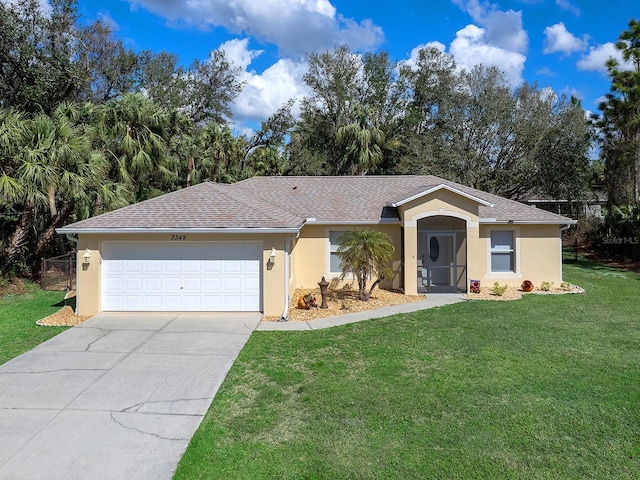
[329,231,345,273]
[490,231,514,272]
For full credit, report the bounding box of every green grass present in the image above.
[175,259,640,479]
[0,283,69,365]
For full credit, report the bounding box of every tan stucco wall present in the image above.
[399,190,481,295]
[475,224,563,288]
[76,232,290,317]
[292,224,403,291]
[396,191,564,293]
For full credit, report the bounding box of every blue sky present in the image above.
[76,0,636,133]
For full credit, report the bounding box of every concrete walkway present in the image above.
[257,294,465,331]
[0,294,464,479]
[0,313,261,480]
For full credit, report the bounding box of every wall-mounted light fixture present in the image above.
[82,248,91,265]
[269,247,277,262]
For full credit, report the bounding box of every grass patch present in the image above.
[0,282,69,365]
[175,259,640,479]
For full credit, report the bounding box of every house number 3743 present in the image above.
[171,235,187,241]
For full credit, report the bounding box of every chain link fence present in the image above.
[40,252,76,291]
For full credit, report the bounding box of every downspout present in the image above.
[559,224,572,283]
[65,234,79,315]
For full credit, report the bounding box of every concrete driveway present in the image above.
[0,312,261,480]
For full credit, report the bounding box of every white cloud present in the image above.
[543,23,587,55]
[126,0,383,57]
[577,42,632,73]
[219,39,310,129]
[219,38,263,70]
[450,24,526,85]
[447,0,528,85]
[453,0,528,53]
[536,66,555,76]
[555,0,580,16]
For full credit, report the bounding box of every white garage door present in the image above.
[102,241,261,312]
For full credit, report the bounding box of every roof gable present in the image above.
[388,184,494,208]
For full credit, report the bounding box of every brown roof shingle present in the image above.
[59,175,574,232]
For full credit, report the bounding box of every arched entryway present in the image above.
[417,216,467,293]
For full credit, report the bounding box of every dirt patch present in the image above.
[36,292,93,326]
[0,278,28,297]
[464,284,585,301]
[264,287,425,322]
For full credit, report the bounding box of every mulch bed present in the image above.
[464,284,585,301]
[36,292,93,327]
[264,287,425,322]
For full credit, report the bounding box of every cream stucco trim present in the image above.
[485,226,522,280]
[405,210,479,228]
[390,184,494,208]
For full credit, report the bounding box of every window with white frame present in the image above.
[490,230,515,272]
[329,231,346,273]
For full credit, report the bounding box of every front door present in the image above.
[425,233,456,293]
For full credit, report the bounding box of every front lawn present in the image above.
[0,283,68,365]
[175,259,640,479]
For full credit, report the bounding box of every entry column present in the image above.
[403,222,418,295]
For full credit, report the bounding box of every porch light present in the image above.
[82,248,91,265]
[269,247,277,262]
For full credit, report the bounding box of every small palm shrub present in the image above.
[491,282,508,296]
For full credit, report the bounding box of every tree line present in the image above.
[1,0,638,274]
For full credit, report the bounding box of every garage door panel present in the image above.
[103,295,123,310]
[145,261,162,273]
[183,296,203,309]
[102,241,262,312]
[183,277,202,290]
[104,277,123,291]
[184,260,201,273]
[164,296,182,309]
[222,295,242,310]
[203,261,221,273]
[223,277,242,291]
[203,278,221,291]
[124,296,143,309]
[244,260,260,273]
[144,295,163,309]
[164,261,181,273]
[164,277,181,290]
[243,278,260,292]
[124,261,143,273]
[124,277,143,291]
[243,295,260,311]
[223,260,242,273]
[104,260,123,274]
[203,295,222,309]
[144,277,162,290]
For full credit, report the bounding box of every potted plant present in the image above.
[521,280,534,292]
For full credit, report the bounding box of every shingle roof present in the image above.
[59,175,575,232]
[59,182,304,231]
[234,176,575,224]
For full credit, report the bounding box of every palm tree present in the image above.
[0,103,100,273]
[99,93,174,201]
[336,229,395,301]
[336,105,385,175]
